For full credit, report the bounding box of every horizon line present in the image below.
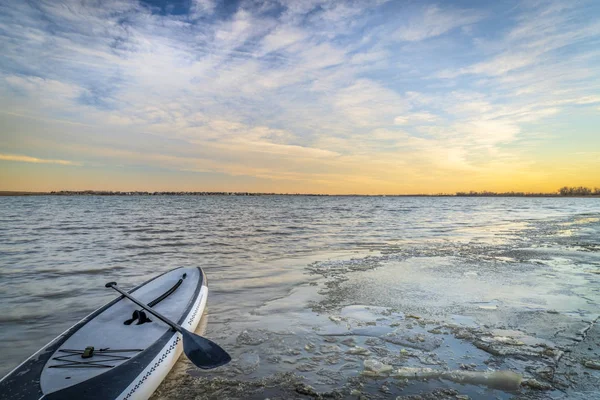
[1,188,599,197]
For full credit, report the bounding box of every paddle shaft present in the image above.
[106,283,182,332]
[105,279,231,369]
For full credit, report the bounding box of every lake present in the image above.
[1,196,599,398]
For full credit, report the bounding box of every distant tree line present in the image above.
[48,190,328,196]
[4,187,598,197]
[558,186,600,196]
[455,191,546,197]
[456,187,600,197]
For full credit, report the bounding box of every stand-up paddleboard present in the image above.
[0,267,229,400]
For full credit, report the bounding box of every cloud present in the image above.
[333,79,408,126]
[394,112,438,125]
[453,120,521,146]
[438,2,600,78]
[190,0,217,17]
[0,154,80,166]
[566,96,600,105]
[260,26,307,54]
[393,5,484,42]
[5,76,81,103]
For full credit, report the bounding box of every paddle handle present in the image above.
[106,282,182,332]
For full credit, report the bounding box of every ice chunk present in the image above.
[363,359,393,376]
[383,330,442,351]
[237,351,260,374]
[391,368,522,391]
[320,344,342,353]
[236,329,266,346]
[346,346,370,355]
[583,360,600,370]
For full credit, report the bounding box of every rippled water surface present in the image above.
[1,196,599,398]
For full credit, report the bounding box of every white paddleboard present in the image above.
[0,267,207,400]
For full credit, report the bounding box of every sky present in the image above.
[0,0,599,194]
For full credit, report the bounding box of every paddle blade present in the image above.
[181,329,231,369]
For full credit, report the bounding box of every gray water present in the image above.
[1,196,599,398]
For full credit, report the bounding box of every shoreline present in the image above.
[1,190,598,198]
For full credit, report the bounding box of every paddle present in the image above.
[105,282,231,369]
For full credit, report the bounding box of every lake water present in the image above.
[1,196,599,398]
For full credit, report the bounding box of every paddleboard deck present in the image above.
[0,267,207,400]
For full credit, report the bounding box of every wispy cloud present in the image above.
[393,5,484,42]
[438,1,600,78]
[0,154,80,166]
[394,112,438,125]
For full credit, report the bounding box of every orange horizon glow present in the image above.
[1,151,598,196]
